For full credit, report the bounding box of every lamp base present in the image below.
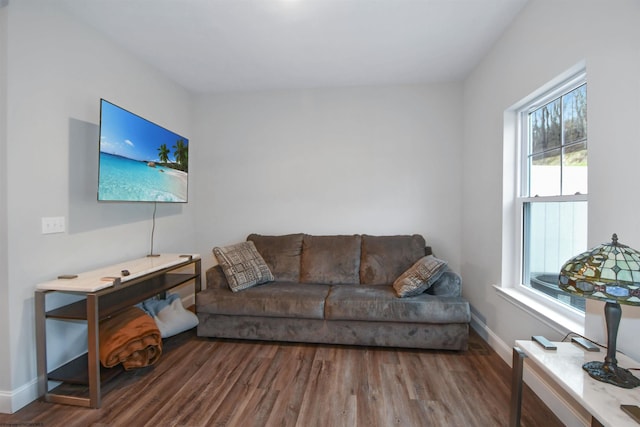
[583,361,640,389]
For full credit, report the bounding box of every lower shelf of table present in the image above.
[43,327,197,407]
[48,352,123,385]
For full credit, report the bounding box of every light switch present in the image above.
[42,217,65,234]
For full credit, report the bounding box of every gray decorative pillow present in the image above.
[213,241,274,292]
[393,255,447,298]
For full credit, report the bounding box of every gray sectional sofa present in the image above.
[196,234,470,350]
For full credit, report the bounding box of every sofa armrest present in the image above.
[206,265,229,290]
[426,267,462,297]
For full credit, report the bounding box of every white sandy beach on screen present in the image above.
[163,167,188,185]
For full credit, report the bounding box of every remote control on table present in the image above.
[532,335,557,350]
[572,336,600,352]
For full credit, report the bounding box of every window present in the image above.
[517,72,587,312]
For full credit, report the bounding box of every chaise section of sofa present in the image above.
[196,234,470,350]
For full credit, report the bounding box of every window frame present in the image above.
[505,67,587,329]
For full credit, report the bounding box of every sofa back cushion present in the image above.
[360,234,427,285]
[247,233,304,283]
[300,235,362,285]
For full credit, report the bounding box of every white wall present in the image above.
[462,0,640,357]
[193,85,463,273]
[1,0,195,412]
[0,1,10,411]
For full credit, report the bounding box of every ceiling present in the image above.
[57,0,528,94]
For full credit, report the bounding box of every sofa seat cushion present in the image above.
[300,235,362,285]
[196,282,330,320]
[360,234,427,285]
[325,285,470,324]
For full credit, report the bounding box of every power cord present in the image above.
[562,331,640,371]
[148,202,159,257]
[560,331,605,349]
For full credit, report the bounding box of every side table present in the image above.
[510,339,640,427]
[35,253,201,408]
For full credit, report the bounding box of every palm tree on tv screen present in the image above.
[157,144,170,164]
[173,139,188,172]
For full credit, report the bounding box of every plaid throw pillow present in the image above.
[213,241,274,292]
[393,255,447,298]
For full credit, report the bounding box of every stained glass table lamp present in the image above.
[559,233,640,389]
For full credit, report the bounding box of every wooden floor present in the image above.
[1,329,561,427]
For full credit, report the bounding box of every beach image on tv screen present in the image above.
[98,100,188,202]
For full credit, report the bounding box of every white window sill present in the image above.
[494,285,585,337]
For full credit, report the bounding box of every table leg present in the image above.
[35,291,47,398]
[510,346,527,427]
[87,294,101,408]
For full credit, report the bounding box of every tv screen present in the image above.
[98,99,189,203]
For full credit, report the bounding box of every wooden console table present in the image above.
[35,253,201,408]
[510,339,640,427]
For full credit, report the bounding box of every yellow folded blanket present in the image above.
[99,306,162,370]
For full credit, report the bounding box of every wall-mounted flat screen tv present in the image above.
[98,99,189,203]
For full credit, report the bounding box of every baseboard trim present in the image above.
[470,314,590,427]
[0,377,39,414]
[181,293,195,309]
[0,391,10,414]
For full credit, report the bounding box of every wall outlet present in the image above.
[42,216,65,234]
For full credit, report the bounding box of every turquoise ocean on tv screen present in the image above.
[98,152,188,202]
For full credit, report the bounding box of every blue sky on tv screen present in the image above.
[99,100,188,163]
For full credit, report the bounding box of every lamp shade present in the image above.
[559,233,640,305]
